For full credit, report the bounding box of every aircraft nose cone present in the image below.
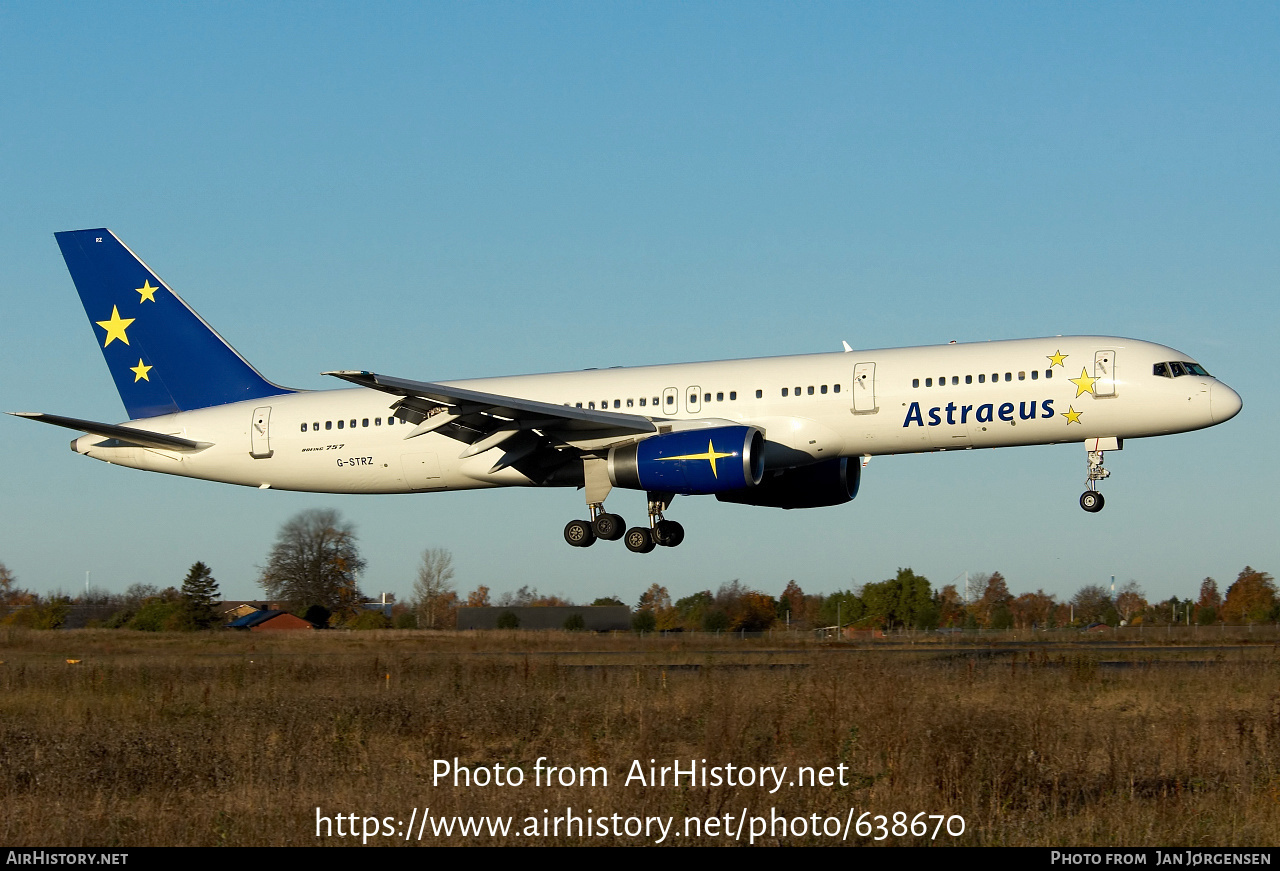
[1211,383,1242,424]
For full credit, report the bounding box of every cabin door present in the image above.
[852,363,878,413]
[250,406,273,459]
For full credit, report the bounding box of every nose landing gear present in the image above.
[1079,439,1120,513]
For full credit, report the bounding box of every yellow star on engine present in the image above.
[1047,350,1067,367]
[1069,367,1097,397]
[660,440,735,478]
[96,306,135,347]
[136,280,158,303]
[130,359,152,382]
[1062,406,1083,425]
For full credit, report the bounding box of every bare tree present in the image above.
[259,509,366,617]
[413,548,456,629]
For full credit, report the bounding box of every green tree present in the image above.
[178,561,220,629]
[259,509,366,617]
[591,596,624,607]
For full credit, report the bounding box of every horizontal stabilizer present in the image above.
[8,412,212,452]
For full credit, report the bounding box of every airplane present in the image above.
[12,229,1243,553]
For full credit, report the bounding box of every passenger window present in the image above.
[730,391,737,400]
[576,402,582,408]
[913,379,920,388]
[362,418,369,427]
[951,376,958,385]
[704,393,711,402]
[375,418,381,426]
[627,399,634,408]
[1018,371,1025,381]
[965,375,972,384]
[925,378,932,387]
[350,419,356,428]
[653,397,660,406]
[665,395,674,406]
[639,398,645,407]
[614,400,621,409]
[807,386,814,395]
[301,423,308,432]
[326,421,333,430]
[782,388,789,397]
[978,374,985,383]
[1031,370,1038,380]
[1045,369,1053,379]
[992,373,998,382]
[716,392,724,401]
[755,389,762,398]
[833,384,840,393]
[1004,373,1012,382]
[588,402,595,409]
[820,385,827,394]
[313,421,320,430]
[795,386,801,395]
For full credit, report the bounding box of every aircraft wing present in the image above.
[8,412,213,452]
[325,370,658,436]
[324,370,659,476]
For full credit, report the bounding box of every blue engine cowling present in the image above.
[716,456,860,509]
[608,426,765,495]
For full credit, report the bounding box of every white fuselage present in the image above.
[73,335,1239,495]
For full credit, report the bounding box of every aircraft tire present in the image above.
[654,520,685,547]
[624,526,656,554]
[564,519,597,547]
[593,513,625,541]
[1079,491,1105,513]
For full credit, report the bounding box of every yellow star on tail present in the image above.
[131,359,152,382]
[96,306,135,347]
[136,280,158,303]
[1062,406,1083,424]
[1069,367,1097,397]
[660,440,735,478]
[1047,350,1067,367]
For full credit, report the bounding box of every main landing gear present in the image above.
[1079,444,1112,513]
[563,492,684,553]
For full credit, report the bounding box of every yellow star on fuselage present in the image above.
[1069,367,1097,397]
[1062,406,1083,424]
[130,359,152,382]
[1047,350,1067,367]
[96,306,135,347]
[660,440,735,478]
[136,280,158,303]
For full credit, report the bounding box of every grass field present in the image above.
[1,628,1277,846]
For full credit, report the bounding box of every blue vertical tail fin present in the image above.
[55,229,294,420]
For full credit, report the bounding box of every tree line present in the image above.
[3,507,1276,631]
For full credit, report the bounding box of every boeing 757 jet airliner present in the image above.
[12,229,1243,553]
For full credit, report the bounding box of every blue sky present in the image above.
[2,3,1275,607]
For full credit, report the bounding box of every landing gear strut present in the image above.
[1079,444,1112,513]
[564,489,685,552]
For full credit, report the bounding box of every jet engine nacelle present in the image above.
[608,426,765,495]
[716,456,860,509]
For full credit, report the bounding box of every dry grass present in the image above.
[1,628,1277,846]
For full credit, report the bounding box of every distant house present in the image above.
[218,601,277,622]
[457,606,630,631]
[226,610,317,632]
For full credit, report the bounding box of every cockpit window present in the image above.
[1153,362,1171,378]
[1155,360,1211,378]
[1169,362,1187,377]
[1183,362,1210,376]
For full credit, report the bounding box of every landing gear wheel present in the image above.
[592,512,625,541]
[564,519,597,547]
[653,519,685,547]
[624,526,656,554]
[1079,491,1105,513]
